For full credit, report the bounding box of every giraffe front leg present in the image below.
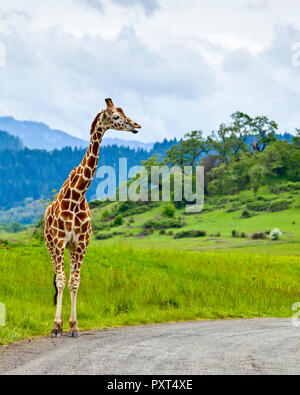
[52,252,66,338]
[68,245,86,338]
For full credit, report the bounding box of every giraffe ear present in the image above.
[105,98,114,109]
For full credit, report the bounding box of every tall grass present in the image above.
[0,243,300,344]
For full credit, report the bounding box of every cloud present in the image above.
[79,0,160,15]
[0,0,300,143]
[111,0,160,15]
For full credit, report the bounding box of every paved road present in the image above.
[0,319,299,375]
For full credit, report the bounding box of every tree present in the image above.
[292,129,300,149]
[207,124,232,163]
[250,116,277,152]
[163,131,209,168]
[230,112,278,152]
[162,204,176,218]
[249,165,266,195]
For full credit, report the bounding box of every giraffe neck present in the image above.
[69,123,105,201]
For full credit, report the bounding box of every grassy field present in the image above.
[0,243,300,345]
[1,187,300,345]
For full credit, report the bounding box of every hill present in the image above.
[0,130,23,151]
[0,137,177,220]
[0,116,156,151]
[79,181,298,255]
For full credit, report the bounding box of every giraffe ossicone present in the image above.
[44,98,141,338]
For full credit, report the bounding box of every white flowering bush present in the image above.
[270,228,282,241]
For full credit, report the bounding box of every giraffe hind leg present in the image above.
[68,238,89,338]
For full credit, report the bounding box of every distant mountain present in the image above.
[0,116,154,151]
[0,117,88,151]
[0,130,23,151]
[103,138,154,151]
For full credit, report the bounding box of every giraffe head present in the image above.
[100,98,141,134]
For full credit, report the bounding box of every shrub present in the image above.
[95,231,125,240]
[162,204,176,218]
[93,223,111,231]
[143,219,184,230]
[232,230,238,238]
[95,233,114,240]
[113,215,124,226]
[101,210,111,221]
[138,229,154,237]
[270,228,282,241]
[174,230,207,239]
[247,201,269,212]
[89,200,110,210]
[227,206,239,213]
[251,232,267,240]
[240,232,247,238]
[240,210,252,219]
[268,200,291,212]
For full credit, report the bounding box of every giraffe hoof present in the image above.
[51,329,63,338]
[68,331,79,338]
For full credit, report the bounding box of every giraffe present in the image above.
[44,98,141,338]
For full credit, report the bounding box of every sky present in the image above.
[0,0,300,143]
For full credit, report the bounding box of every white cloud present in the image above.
[0,0,300,143]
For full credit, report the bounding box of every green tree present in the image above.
[162,204,176,218]
[163,131,209,168]
[113,215,123,226]
[249,165,266,195]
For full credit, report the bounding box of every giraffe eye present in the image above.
[113,115,119,120]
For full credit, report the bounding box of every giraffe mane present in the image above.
[90,112,102,135]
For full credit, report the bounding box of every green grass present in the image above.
[1,187,300,345]
[85,187,300,254]
[1,243,300,345]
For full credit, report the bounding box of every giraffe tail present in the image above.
[53,273,58,306]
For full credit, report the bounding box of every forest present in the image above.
[0,135,176,210]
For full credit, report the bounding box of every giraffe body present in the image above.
[44,98,141,337]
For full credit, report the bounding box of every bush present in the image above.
[113,215,124,226]
[227,206,239,213]
[270,182,300,193]
[247,201,269,212]
[251,232,267,240]
[95,233,114,240]
[174,230,207,239]
[232,230,238,238]
[114,201,160,218]
[143,218,184,230]
[268,200,291,212]
[270,228,282,241]
[89,200,110,210]
[92,222,111,231]
[240,210,252,219]
[247,199,291,213]
[162,204,176,218]
[95,231,125,240]
[138,229,154,237]
[101,210,111,221]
